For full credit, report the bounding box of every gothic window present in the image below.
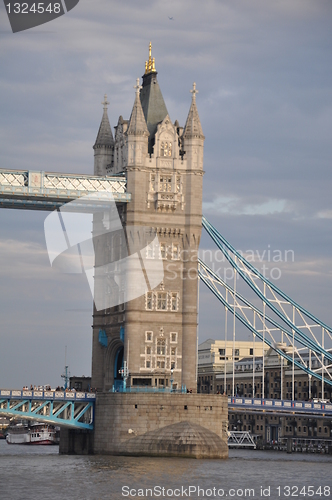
[171,243,180,260]
[146,331,153,342]
[157,338,166,356]
[176,176,181,193]
[146,360,151,368]
[157,360,165,369]
[146,346,151,355]
[159,176,172,192]
[160,243,167,259]
[161,142,173,157]
[146,292,153,310]
[170,293,179,311]
[171,347,176,356]
[146,243,154,259]
[157,292,167,311]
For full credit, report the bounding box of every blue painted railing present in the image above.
[228,397,332,415]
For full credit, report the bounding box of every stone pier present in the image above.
[60,393,228,459]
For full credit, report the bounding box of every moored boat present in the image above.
[6,422,59,445]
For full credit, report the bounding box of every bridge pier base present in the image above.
[59,428,94,455]
[60,393,228,458]
[287,438,292,454]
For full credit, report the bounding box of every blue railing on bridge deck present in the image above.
[228,397,332,415]
[110,386,187,394]
[0,389,96,402]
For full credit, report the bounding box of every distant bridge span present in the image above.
[228,397,332,418]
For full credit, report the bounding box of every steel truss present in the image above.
[227,430,256,448]
[200,216,332,394]
[0,391,95,429]
[0,169,131,210]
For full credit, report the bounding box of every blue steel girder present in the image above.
[198,266,332,387]
[0,399,94,429]
[201,216,332,363]
[0,391,95,429]
[198,258,332,368]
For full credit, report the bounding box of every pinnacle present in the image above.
[183,83,205,140]
[127,80,149,137]
[94,97,114,148]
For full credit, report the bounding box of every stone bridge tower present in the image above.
[91,44,205,393]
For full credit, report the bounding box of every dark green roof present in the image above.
[140,71,168,153]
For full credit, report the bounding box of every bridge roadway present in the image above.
[228,396,332,418]
[0,169,131,210]
[0,389,95,430]
[1,388,332,431]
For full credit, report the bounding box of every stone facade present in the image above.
[60,393,228,458]
[91,45,204,393]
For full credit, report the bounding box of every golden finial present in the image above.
[144,42,156,74]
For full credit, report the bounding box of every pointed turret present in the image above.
[93,95,114,176]
[140,42,168,153]
[126,79,149,168]
[94,95,114,147]
[183,83,205,140]
[127,79,149,137]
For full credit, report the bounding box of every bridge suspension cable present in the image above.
[200,216,332,392]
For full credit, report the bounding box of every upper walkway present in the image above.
[0,169,131,210]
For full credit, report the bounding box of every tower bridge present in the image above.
[1,43,331,454]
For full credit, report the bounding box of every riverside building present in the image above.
[198,339,332,443]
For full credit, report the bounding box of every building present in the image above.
[198,338,267,394]
[198,339,332,443]
[69,376,92,392]
[91,43,204,393]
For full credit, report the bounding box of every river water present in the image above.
[0,440,331,500]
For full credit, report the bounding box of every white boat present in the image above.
[6,422,59,445]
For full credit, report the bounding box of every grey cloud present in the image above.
[1,0,332,386]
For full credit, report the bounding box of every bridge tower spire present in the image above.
[93,94,114,176]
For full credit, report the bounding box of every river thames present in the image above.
[0,440,331,500]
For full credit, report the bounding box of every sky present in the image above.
[0,0,332,388]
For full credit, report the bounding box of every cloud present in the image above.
[203,197,288,216]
